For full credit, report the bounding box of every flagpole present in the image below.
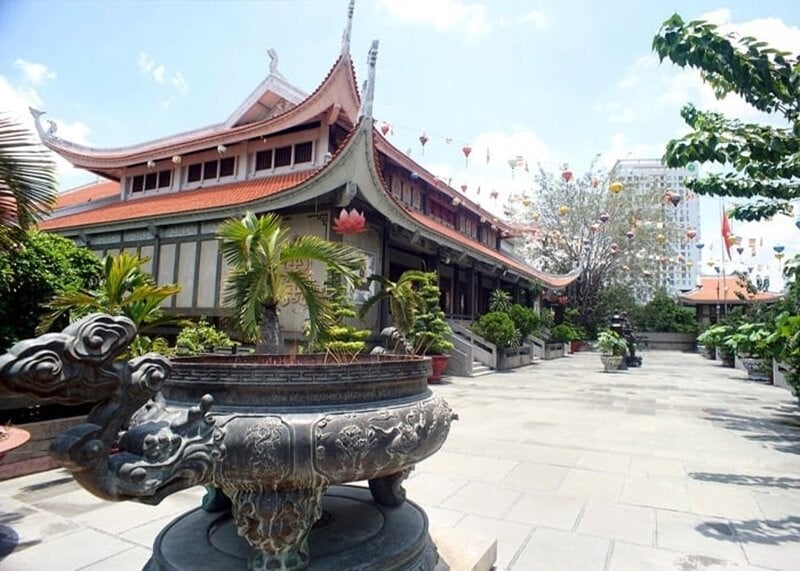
[720,198,728,319]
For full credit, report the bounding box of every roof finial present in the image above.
[359,39,378,120]
[341,0,355,56]
[267,48,281,76]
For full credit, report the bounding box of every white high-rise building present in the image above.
[610,159,702,294]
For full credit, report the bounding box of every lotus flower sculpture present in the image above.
[332,208,367,235]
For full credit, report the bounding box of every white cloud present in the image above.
[379,0,490,37]
[0,74,93,189]
[13,59,56,85]
[137,51,190,105]
[516,10,548,30]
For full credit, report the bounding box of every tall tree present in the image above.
[218,211,365,354]
[506,162,683,330]
[0,115,58,247]
[653,14,800,221]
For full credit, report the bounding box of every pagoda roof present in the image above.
[31,54,361,179]
[678,275,782,305]
[54,180,120,210]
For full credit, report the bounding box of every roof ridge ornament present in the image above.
[341,0,355,56]
[359,39,378,120]
[267,48,283,77]
[29,107,55,141]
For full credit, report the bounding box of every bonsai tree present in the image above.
[358,269,427,350]
[218,211,365,354]
[316,266,371,360]
[409,272,453,355]
[595,329,629,356]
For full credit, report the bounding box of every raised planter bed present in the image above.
[496,346,533,370]
[543,343,565,360]
[636,332,695,351]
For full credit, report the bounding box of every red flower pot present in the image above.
[428,355,450,384]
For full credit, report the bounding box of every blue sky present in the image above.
[2,0,799,288]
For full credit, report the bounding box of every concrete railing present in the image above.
[445,334,473,377]
[636,332,696,351]
[448,320,497,369]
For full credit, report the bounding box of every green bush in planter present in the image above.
[549,323,578,344]
[595,329,629,356]
[724,322,771,358]
[472,311,517,349]
[176,317,237,355]
[410,272,454,355]
[509,304,540,340]
[696,324,734,351]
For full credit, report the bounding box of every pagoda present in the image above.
[34,1,578,351]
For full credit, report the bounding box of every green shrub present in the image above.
[595,329,629,355]
[472,311,517,349]
[637,289,697,334]
[410,272,454,355]
[489,289,513,313]
[549,323,578,343]
[509,304,540,340]
[176,318,236,355]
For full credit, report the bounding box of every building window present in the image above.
[187,164,202,183]
[158,170,171,188]
[255,150,272,171]
[274,146,292,168]
[220,157,235,177]
[131,175,144,193]
[203,161,218,180]
[429,200,455,227]
[294,141,313,164]
[144,172,158,191]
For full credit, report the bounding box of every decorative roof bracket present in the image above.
[337,181,358,207]
[358,40,379,120]
[341,0,355,56]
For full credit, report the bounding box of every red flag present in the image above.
[721,210,732,260]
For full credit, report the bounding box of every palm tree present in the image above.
[217,211,365,354]
[0,115,58,247]
[38,251,181,334]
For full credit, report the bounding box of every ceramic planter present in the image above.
[427,354,450,383]
[740,357,772,382]
[600,355,624,372]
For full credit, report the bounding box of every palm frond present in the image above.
[0,115,58,232]
[285,269,333,342]
[223,267,271,341]
[282,236,365,285]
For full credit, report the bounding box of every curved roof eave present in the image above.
[31,55,362,170]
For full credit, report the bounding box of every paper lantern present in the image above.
[460,184,467,193]
[562,170,573,182]
[462,145,472,165]
[625,230,635,240]
[609,181,623,194]
[656,234,666,245]
[686,229,697,239]
[670,194,681,207]
[695,242,705,250]
[419,132,429,154]
[589,223,599,232]
[559,205,569,217]
[490,190,499,200]
[736,246,744,255]
[380,122,391,136]
[774,244,785,253]
[622,265,630,272]
[599,213,610,223]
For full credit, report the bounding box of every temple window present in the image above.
[274,146,292,168]
[187,157,238,184]
[294,142,313,164]
[130,168,173,195]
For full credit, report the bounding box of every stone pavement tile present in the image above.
[424,506,466,529]
[416,451,517,483]
[119,513,179,548]
[517,442,582,467]
[620,476,690,511]
[72,496,195,535]
[656,510,747,564]
[78,546,152,571]
[558,468,625,501]
[628,455,685,478]
[510,528,609,571]
[454,514,533,570]
[608,542,755,571]
[30,488,109,518]
[500,461,568,492]
[576,451,632,474]
[0,501,80,552]
[440,482,522,519]
[0,470,79,503]
[736,530,800,571]
[686,481,764,520]
[577,500,655,546]
[403,472,470,507]
[504,490,583,530]
[0,527,134,571]
[752,490,800,520]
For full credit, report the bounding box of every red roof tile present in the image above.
[679,275,782,304]
[40,172,313,231]
[55,180,119,209]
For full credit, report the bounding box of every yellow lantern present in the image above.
[706,260,715,268]
[559,205,569,217]
[532,212,540,222]
[656,234,666,245]
[686,261,694,268]
[609,181,623,194]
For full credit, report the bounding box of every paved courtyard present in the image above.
[1,351,799,570]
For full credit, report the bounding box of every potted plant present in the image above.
[697,324,735,367]
[595,329,629,372]
[359,270,453,382]
[471,311,520,369]
[409,272,453,383]
[725,322,773,381]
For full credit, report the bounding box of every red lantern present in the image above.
[460,184,467,193]
[462,145,472,166]
[419,132,429,154]
[333,209,367,235]
[670,193,681,207]
[561,170,573,183]
[686,229,697,239]
[380,122,391,136]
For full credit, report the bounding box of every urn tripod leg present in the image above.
[228,486,326,571]
[368,466,413,506]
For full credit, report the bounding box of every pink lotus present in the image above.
[333,209,367,235]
